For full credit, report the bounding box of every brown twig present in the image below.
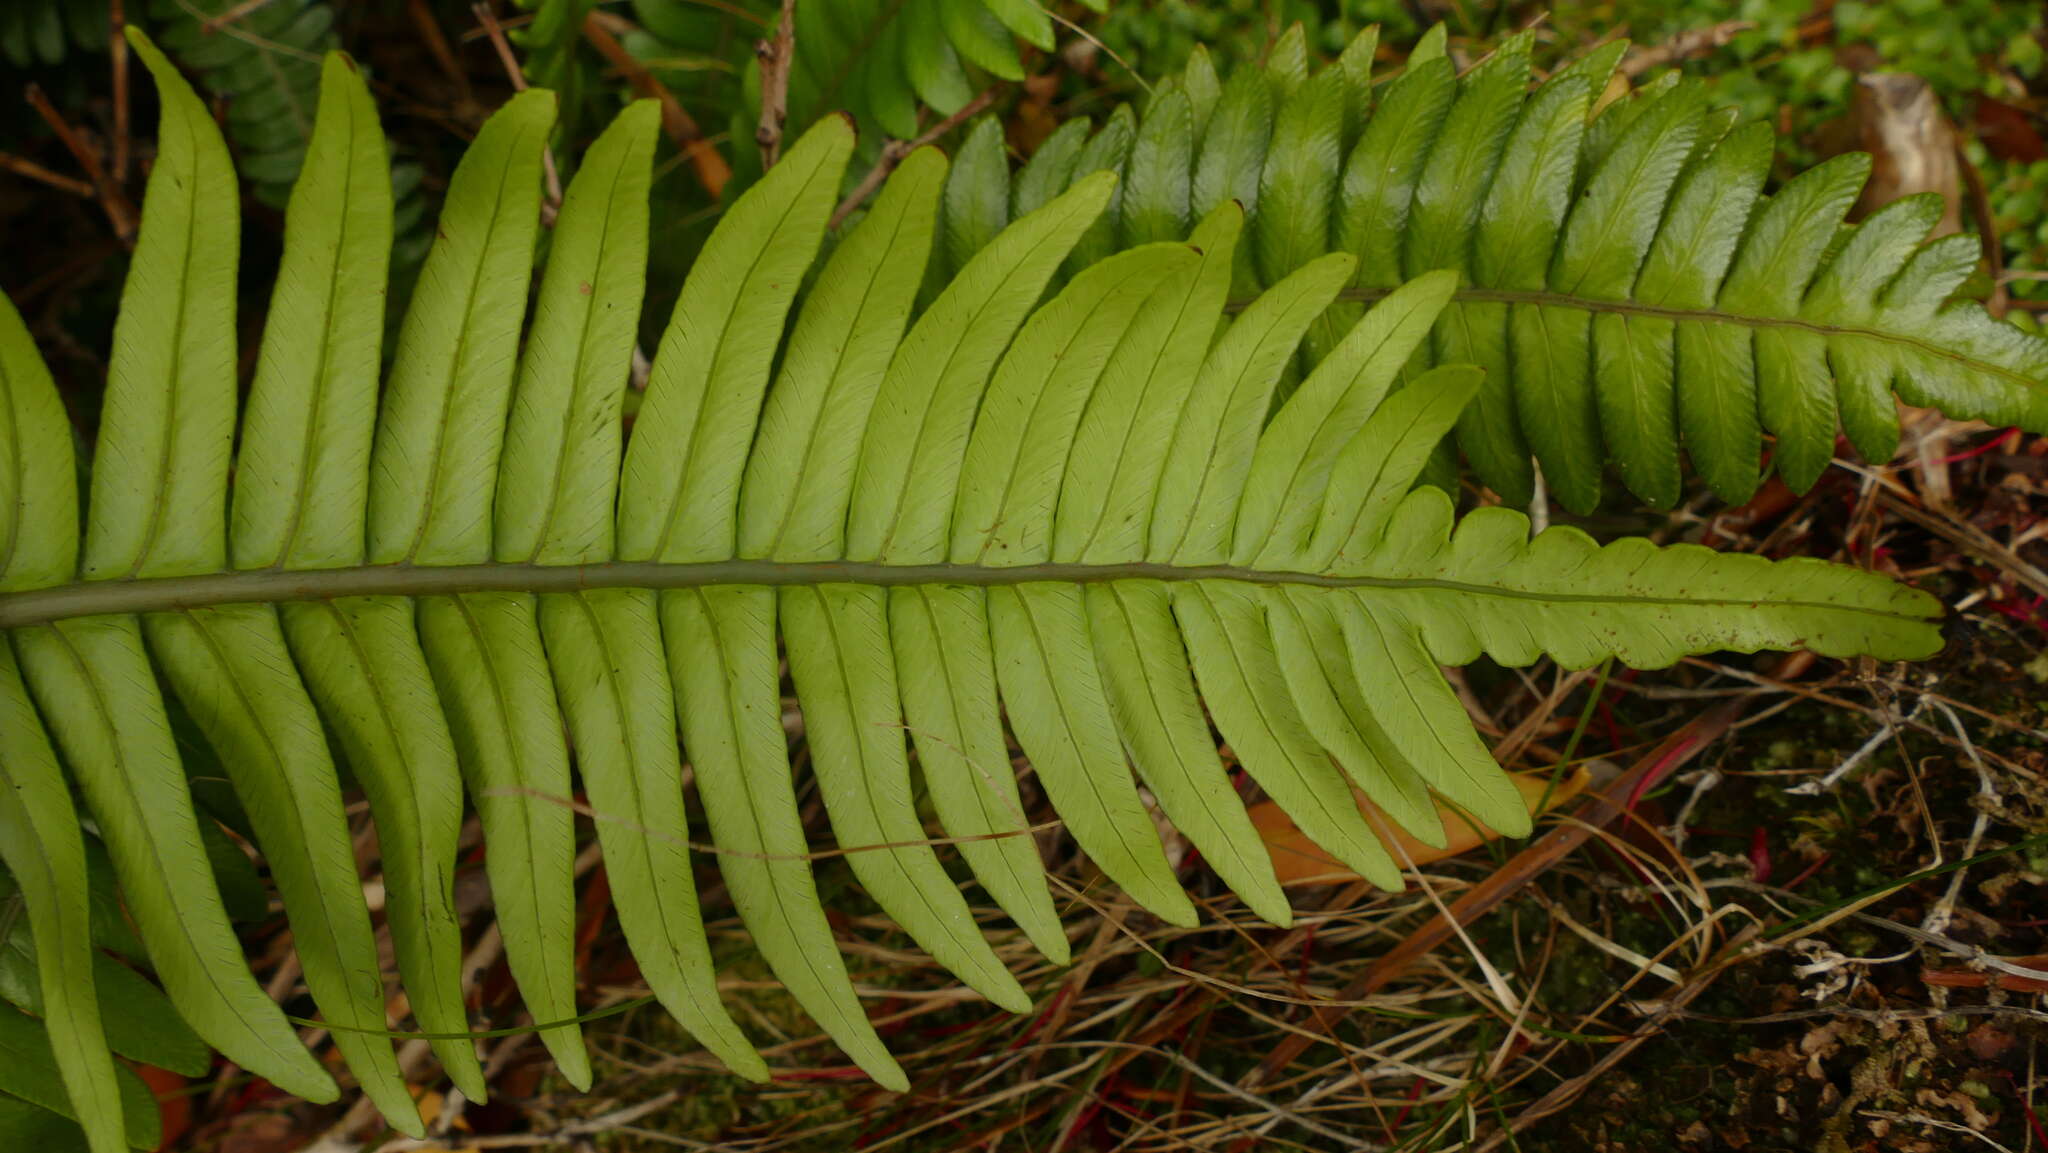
[0,151,96,198]
[23,82,135,244]
[110,0,130,183]
[754,0,798,169]
[408,0,476,112]
[1619,19,1756,78]
[199,0,280,34]
[583,10,731,199]
[471,2,562,223]
[830,86,999,229]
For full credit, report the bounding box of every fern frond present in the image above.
[0,27,1946,1123]
[768,0,1091,143]
[0,0,106,67]
[971,26,2048,512]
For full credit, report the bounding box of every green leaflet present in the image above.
[1722,153,1873,493]
[0,647,122,1153]
[1089,581,1288,924]
[1458,68,1594,506]
[989,582,1195,925]
[1183,45,1221,140]
[942,119,1011,280]
[1174,581,1401,889]
[1235,271,1459,567]
[1151,253,1356,564]
[1403,36,1530,280]
[1337,55,1454,290]
[1267,589,1443,845]
[1255,69,1345,288]
[85,30,239,582]
[231,54,391,572]
[1057,204,1242,565]
[940,0,1022,81]
[1192,67,1275,226]
[861,16,920,141]
[1064,107,1138,278]
[1122,86,1193,246]
[901,0,973,116]
[0,291,76,593]
[1554,84,1708,510]
[1805,195,1949,462]
[982,0,1052,50]
[1013,119,1090,219]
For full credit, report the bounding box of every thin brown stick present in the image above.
[408,0,476,110]
[583,10,731,198]
[0,151,96,198]
[24,83,136,244]
[830,86,999,228]
[754,0,798,169]
[199,0,280,34]
[110,0,130,183]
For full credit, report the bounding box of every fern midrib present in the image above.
[0,349,21,580]
[0,557,1933,630]
[1320,286,2044,395]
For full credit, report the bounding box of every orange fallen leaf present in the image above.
[1250,766,1593,884]
[135,1065,188,1153]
